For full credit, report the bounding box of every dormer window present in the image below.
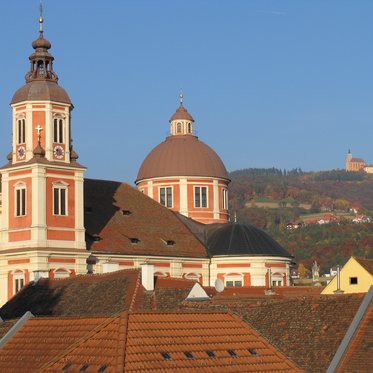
[176,122,182,133]
[17,118,26,144]
[53,118,64,143]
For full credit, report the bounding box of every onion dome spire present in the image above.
[25,1,58,83]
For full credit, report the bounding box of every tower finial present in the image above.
[39,0,44,33]
[179,90,183,106]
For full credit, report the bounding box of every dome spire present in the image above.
[179,90,183,106]
[24,1,58,83]
[39,0,44,33]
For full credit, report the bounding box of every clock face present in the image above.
[17,146,26,160]
[53,145,65,159]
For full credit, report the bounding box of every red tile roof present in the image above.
[331,289,373,372]
[84,179,207,258]
[337,301,373,372]
[139,277,197,311]
[0,316,109,373]
[40,311,301,373]
[0,270,200,319]
[0,269,141,319]
[183,294,364,373]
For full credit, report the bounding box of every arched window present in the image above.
[53,268,71,279]
[224,273,243,287]
[176,122,182,133]
[14,182,27,217]
[53,118,64,143]
[13,270,25,294]
[271,272,284,287]
[184,273,200,282]
[52,181,69,216]
[187,122,192,133]
[17,118,26,144]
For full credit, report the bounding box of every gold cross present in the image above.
[35,125,43,141]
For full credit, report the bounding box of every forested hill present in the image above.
[228,168,373,272]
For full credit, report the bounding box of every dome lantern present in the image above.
[169,93,195,136]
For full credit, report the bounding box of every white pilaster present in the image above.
[213,179,219,219]
[31,166,47,245]
[148,180,153,199]
[74,170,86,250]
[179,178,188,216]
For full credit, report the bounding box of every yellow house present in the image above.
[322,257,373,294]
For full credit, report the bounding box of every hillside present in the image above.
[228,168,373,272]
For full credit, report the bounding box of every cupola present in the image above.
[11,7,71,105]
[169,93,195,136]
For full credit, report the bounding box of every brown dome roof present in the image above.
[136,135,229,182]
[169,104,194,122]
[11,80,71,105]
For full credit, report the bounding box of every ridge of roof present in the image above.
[39,313,125,372]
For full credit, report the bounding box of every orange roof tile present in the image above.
[183,294,364,373]
[0,316,109,373]
[40,311,301,373]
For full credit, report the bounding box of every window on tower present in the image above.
[187,122,192,133]
[53,182,68,216]
[159,187,173,208]
[14,183,26,217]
[194,186,208,208]
[176,122,182,133]
[53,118,64,143]
[13,270,25,294]
[17,119,26,144]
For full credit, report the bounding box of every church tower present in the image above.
[345,149,352,171]
[136,94,230,224]
[0,7,88,304]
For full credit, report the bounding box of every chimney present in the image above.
[141,264,155,291]
[334,265,344,294]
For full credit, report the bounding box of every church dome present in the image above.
[136,135,229,181]
[11,80,71,104]
[206,223,292,257]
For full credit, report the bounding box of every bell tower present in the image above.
[0,3,88,304]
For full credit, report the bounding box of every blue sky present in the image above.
[1,1,373,183]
